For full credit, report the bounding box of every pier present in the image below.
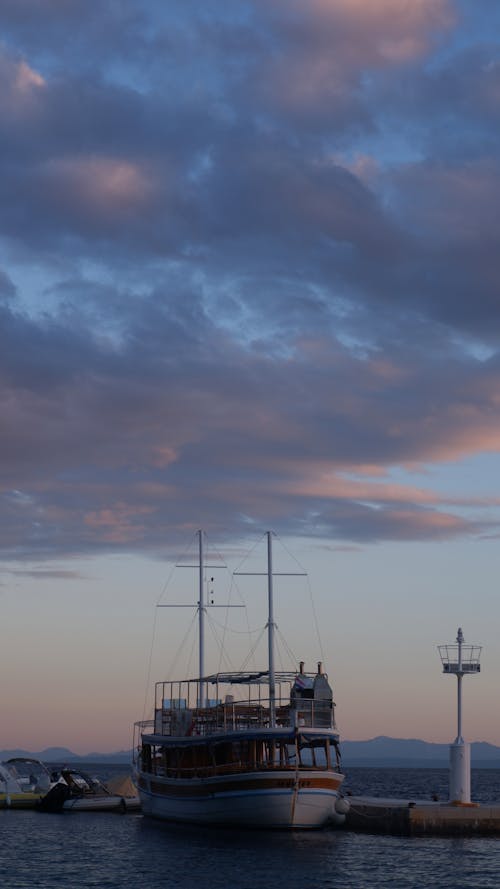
[344,797,500,836]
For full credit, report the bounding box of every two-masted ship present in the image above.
[134,532,348,829]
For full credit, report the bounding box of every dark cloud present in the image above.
[1,1,500,557]
[1,290,500,557]
[0,269,16,301]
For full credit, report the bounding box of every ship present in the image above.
[134,531,348,829]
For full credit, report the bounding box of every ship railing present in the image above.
[152,702,275,737]
[153,676,295,712]
[148,676,335,737]
[149,700,334,737]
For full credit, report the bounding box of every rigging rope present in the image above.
[165,609,198,680]
[141,545,184,722]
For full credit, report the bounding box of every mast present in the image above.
[234,530,305,728]
[198,529,206,708]
[157,531,241,709]
[267,531,276,728]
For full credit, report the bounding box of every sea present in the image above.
[1,766,499,889]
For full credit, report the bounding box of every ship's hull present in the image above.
[0,791,44,809]
[137,768,345,828]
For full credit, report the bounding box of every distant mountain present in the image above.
[0,747,133,763]
[2,737,500,768]
[341,736,500,767]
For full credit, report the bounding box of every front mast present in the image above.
[198,529,206,708]
[158,530,241,709]
[267,531,276,728]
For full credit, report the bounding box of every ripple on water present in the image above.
[1,773,499,889]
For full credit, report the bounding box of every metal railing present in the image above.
[143,698,334,738]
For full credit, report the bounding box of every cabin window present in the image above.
[214,742,234,766]
[142,744,152,773]
[233,740,252,767]
[259,741,281,765]
[167,749,181,776]
[313,741,328,768]
[298,740,328,769]
[298,744,313,767]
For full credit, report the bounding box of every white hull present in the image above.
[138,768,345,828]
[63,794,141,812]
[0,759,53,809]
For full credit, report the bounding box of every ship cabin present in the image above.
[136,663,342,780]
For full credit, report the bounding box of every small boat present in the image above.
[39,768,140,812]
[134,531,348,829]
[0,758,53,808]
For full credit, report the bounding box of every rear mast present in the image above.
[235,530,306,728]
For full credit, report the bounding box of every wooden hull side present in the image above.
[137,768,345,828]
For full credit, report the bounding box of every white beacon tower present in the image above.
[438,627,482,804]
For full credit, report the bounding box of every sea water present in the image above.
[1,768,499,889]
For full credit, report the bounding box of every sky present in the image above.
[1,0,500,754]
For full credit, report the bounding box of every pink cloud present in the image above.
[0,52,46,119]
[388,508,465,532]
[48,155,155,217]
[84,502,155,543]
[329,153,381,186]
[284,472,438,504]
[258,0,454,115]
[281,466,500,509]
[269,0,454,54]
[150,446,179,468]
[15,59,45,91]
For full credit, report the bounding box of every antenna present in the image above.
[438,627,482,804]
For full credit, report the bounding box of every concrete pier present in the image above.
[344,796,500,836]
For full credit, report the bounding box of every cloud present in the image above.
[253,0,454,118]
[1,2,500,557]
[0,269,16,301]
[84,503,156,544]
[7,568,87,580]
[33,155,156,229]
[1,290,500,557]
[0,51,46,127]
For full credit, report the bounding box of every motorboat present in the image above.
[38,768,140,812]
[39,767,140,812]
[0,757,52,808]
[134,531,348,829]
